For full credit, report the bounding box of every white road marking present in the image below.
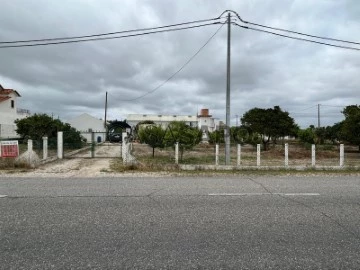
[208,193,320,196]
[0,195,8,198]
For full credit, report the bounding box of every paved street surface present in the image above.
[1,175,360,269]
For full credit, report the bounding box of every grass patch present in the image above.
[0,157,33,170]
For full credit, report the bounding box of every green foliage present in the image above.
[208,129,224,144]
[297,127,316,144]
[15,113,84,149]
[164,121,202,160]
[138,124,166,157]
[241,106,297,150]
[340,105,360,150]
[133,120,155,141]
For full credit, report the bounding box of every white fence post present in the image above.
[57,132,63,159]
[285,143,289,167]
[42,136,48,160]
[257,144,261,167]
[215,144,219,166]
[311,144,316,167]
[28,139,33,152]
[237,144,241,166]
[340,144,344,167]
[175,142,179,164]
[122,132,127,163]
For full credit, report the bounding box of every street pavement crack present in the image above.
[247,177,360,242]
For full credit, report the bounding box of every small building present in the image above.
[126,114,198,128]
[0,84,30,139]
[67,113,106,143]
[126,108,220,135]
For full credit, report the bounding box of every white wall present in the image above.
[0,124,18,139]
[67,113,106,132]
[126,114,198,128]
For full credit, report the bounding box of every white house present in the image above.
[67,113,107,143]
[126,108,220,134]
[126,114,198,128]
[0,84,30,139]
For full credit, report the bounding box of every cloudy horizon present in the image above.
[1,0,359,128]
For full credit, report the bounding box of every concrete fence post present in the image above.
[175,142,179,164]
[28,139,33,152]
[42,137,48,160]
[215,144,219,166]
[237,144,241,166]
[57,132,63,159]
[257,144,261,167]
[340,144,344,167]
[122,132,127,163]
[311,144,316,167]
[26,139,33,165]
[91,132,95,158]
[285,143,289,167]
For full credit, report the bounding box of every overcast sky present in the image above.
[0,0,359,128]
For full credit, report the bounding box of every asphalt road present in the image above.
[1,175,360,269]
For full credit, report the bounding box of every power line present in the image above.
[117,22,226,102]
[290,105,318,113]
[234,23,360,51]
[226,10,360,46]
[0,17,221,44]
[0,22,222,49]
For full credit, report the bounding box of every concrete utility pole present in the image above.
[317,104,320,128]
[104,91,108,128]
[225,12,231,165]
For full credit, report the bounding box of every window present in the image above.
[11,100,14,108]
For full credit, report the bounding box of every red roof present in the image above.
[0,96,11,102]
[0,84,21,97]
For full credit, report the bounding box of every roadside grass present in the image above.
[0,157,33,171]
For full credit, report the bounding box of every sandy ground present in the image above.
[1,143,174,178]
[1,143,128,178]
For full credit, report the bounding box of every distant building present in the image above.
[126,114,198,128]
[67,113,106,143]
[0,84,30,138]
[126,108,220,133]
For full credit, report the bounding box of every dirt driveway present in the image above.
[1,143,123,178]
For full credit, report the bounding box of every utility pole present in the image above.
[225,12,231,165]
[104,92,108,139]
[317,104,320,128]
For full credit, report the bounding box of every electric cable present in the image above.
[226,9,360,46]
[0,17,222,44]
[116,22,226,101]
[234,23,360,51]
[0,22,222,49]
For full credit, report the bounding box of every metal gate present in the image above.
[63,131,121,158]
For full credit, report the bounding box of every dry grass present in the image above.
[122,142,360,169]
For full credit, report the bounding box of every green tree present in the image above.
[138,124,166,157]
[325,123,343,144]
[241,106,297,150]
[164,121,202,161]
[340,105,360,151]
[297,127,316,144]
[133,120,155,141]
[208,129,224,144]
[15,113,84,149]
